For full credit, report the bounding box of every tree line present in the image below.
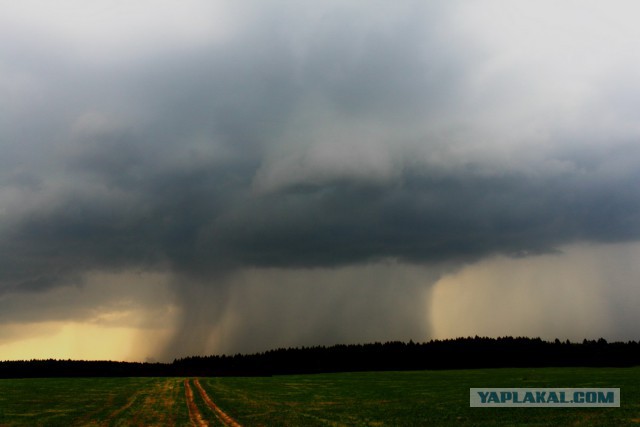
[2,337,640,378]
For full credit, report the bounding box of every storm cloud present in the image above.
[2,1,640,359]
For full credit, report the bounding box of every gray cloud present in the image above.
[2,1,640,356]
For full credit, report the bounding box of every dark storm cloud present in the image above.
[4,146,640,293]
[2,0,640,294]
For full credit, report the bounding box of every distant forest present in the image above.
[2,337,640,378]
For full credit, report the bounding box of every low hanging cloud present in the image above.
[2,1,640,358]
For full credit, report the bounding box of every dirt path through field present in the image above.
[194,379,242,427]
[184,379,208,427]
[104,391,140,422]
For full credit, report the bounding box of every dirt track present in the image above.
[184,379,208,427]
[183,378,242,427]
[193,379,242,427]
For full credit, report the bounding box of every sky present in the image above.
[2,1,640,362]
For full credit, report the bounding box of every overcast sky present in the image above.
[2,1,640,361]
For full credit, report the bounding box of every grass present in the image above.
[200,367,640,426]
[0,368,638,425]
[0,377,191,426]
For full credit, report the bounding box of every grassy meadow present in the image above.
[0,377,191,426]
[0,367,639,426]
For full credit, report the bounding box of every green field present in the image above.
[1,367,639,426]
[0,377,191,426]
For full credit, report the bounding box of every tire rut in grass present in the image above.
[105,391,139,423]
[193,379,242,427]
[184,379,208,427]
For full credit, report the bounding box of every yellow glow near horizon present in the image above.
[0,270,178,362]
[0,321,173,362]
